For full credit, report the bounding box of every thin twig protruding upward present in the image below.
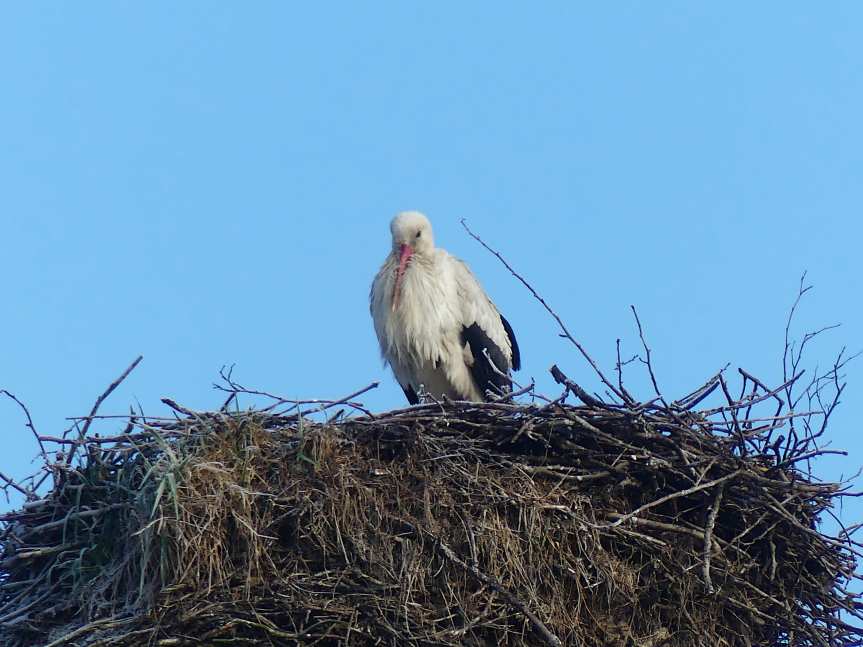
[62,355,143,465]
[79,356,143,439]
[214,365,378,418]
[1,390,46,461]
[461,218,632,405]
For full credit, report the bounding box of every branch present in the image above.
[68,356,143,463]
[702,484,724,594]
[399,520,563,647]
[597,470,742,529]
[0,390,47,461]
[461,219,632,405]
[550,365,605,408]
[630,305,667,406]
[0,470,33,500]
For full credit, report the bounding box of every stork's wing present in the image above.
[402,383,420,405]
[452,257,520,399]
[461,322,513,398]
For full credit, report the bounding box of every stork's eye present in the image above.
[416,231,422,239]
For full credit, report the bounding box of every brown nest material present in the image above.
[1,363,862,646]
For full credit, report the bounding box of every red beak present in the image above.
[392,243,414,311]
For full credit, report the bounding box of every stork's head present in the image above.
[389,211,434,310]
[390,211,434,256]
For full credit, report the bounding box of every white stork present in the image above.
[370,211,521,404]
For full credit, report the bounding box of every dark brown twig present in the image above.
[0,471,32,500]
[400,520,564,647]
[550,365,606,408]
[461,219,633,406]
[76,356,144,441]
[630,305,667,407]
[0,391,46,462]
[598,470,742,529]
[703,484,724,594]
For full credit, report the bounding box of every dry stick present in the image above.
[403,521,564,647]
[64,414,179,422]
[808,349,860,452]
[291,382,379,420]
[614,338,638,404]
[630,305,667,406]
[774,449,847,470]
[738,368,784,412]
[80,356,144,437]
[480,349,552,405]
[36,429,187,445]
[550,364,605,408]
[739,367,786,447]
[460,219,633,406]
[718,374,747,455]
[0,470,32,499]
[214,378,290,409]
[779,275,844,458]
[782,273,811,389]
[674,368,725,411]
[215,367,379,416]
[494,380,536,403]
[596,470,742,529]
[703,484,724,594]
[160,398,200,419]
[602,513,749,560]
[20,504,127,538]
[0,586,59,625]
[42,614,135,647]
[482,347,522,391]
[702,371,804,416]
[220,390,238,412]
[0,390,47,462]
[64,355,143,465]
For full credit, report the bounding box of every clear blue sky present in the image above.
[1,0,861,552]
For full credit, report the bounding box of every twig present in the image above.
[160,398,200,419]
[400,520,564,647]
[614,339,638,404]
[481,346,524,397]
[703,484,724,594]
[70,355,143,458]
[630,305,667,406]
[492,379,536,403]
[773,449,848,470]
[42,615,135,647]
[1,390,47,461]
[549,365,606,408]
[290,382,379,420]
[702,371,804,416]
[0,470,32,499]
[718,373,746,455]
[217,368,379,418]
[461,219,632,405]
[597,470,742,529]
[674,367,727,411]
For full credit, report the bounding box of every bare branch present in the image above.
[0,390,46,461]
[461,219,632,405]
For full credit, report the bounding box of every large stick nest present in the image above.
[1,365,861,646]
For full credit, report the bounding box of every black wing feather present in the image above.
[500,314,521,371]
[402,383,420,405]
[461,322,512,400]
